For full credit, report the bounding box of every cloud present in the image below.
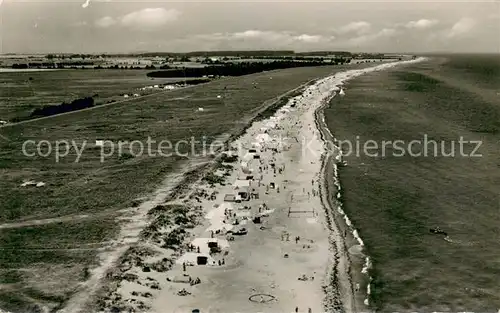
[95,16,116,28]
[295,34,324,43]
[347,28,397,45]
[338,21,371,35]
[202,30,332,44]
[95,8,180,29]
[180,30,334,51]
[447,17,475,38]
[121,8,180,29]
[232,30,280,40]
[406,19,438,29]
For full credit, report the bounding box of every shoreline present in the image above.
[314,57,428,312]
[59,59,426,313]
[89,70,342,313]
[58,77,323,313]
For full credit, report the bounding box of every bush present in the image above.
[202,173,225,185]
[220,154,238,163]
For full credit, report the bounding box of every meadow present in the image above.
[0,69,189,121]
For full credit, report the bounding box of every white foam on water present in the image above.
[317,57,428,307]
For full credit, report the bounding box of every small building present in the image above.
[224,194,236,202]
[233,179,251,189]
[237,188,250,201]
[197,256,208,265]
[242,152,254,162]
[255,133,272,143]
[250,187,259,199]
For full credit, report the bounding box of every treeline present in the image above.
[135,50,296,57]
[30,97,97,118]
[295,51,352,57]
[235,56,351,61]
[93,64,159,70]
[147,60,340,78]
[12,62,95,69]
[11,63,158,70]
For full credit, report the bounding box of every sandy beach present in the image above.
[92,58,425,313]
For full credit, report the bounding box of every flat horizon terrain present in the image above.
[0,69,192,121]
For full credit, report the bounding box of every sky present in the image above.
[0,0,499,54]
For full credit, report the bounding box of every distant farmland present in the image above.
[0,63,374,312]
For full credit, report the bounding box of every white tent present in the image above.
[241,163,252,174]
[251,142,262,149]
[255,133,272,143]
[242,152,254,162]
[265,121,276,129]
[176,252,216,266]
[233,179,251,189]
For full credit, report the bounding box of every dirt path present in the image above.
[0,214,94,230]
[0,83,199,130]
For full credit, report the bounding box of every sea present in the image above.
[324,54,500,312]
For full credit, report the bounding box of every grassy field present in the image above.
[1,64,371,312]
[0,69,191,121]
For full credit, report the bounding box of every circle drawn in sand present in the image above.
[249,293,277,303]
